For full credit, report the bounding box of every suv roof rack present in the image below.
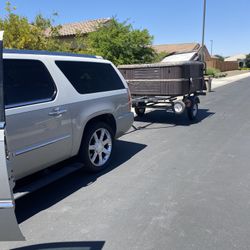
[3,49,101,59]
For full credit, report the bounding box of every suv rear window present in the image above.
[4,59,56,107]
[55,61,125,94]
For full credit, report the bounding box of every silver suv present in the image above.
[4,49,133,179]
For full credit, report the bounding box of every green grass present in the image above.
[213,72,227,78]
[205,67,227,78]
[240,68,250,70]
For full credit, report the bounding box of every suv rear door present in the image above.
[4,58,72,180]
[0,31,24,241]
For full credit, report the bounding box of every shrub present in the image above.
[206,67,221,77]
[245,54,250,68]
[214,54,224,61]
[214,72,227,78]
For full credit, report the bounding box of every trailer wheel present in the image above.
[135,107,146,117]
[187,102,198,121]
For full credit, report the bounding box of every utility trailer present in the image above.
[118,61,206,120]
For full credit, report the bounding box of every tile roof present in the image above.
[152,43,201,54]
[45,18,111,37]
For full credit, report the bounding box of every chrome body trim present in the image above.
[0,200,14,209]
[14,134,71,156]
[5,98,55,110]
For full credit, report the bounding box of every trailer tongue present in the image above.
[0,31,25,241]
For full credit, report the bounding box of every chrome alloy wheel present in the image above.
[88,128,112,167]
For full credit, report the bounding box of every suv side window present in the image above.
[4,59,56,108]
[55,61,125,94]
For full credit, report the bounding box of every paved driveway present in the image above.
[1,76,250,250]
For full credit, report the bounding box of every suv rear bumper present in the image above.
[115,112,134,138]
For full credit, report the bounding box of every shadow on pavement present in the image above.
[132,108,215,130]
[15,140,147,223]
[10,241,105,250]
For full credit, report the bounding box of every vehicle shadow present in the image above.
[132,108,215,130]
[10,241,105,250]
[15,140,147,223]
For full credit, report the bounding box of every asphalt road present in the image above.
[1,76,250,250]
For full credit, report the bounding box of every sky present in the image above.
[0,0,249,56]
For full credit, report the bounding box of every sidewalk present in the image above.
[212,71,250,89]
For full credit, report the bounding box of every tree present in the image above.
[245,54,250,68]
[214,54,224,61]
[86,18,156,65]
[0,2,71,52]
[0,3,157,65]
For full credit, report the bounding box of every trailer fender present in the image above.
[194,96,200,104]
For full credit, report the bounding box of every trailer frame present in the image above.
[132,91,206,120]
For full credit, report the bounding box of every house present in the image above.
[225,54,247,68]
[153,42,238,72]
[45,18,111,43]
[152,42,211,61]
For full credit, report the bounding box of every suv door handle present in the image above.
[48,108,67,117]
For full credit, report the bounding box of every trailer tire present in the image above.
[135,107,146,117]
[187,102,198,121]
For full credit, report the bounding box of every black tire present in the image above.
[79,122,114,172]
[135,107,146,117]
[187,102,198,121]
